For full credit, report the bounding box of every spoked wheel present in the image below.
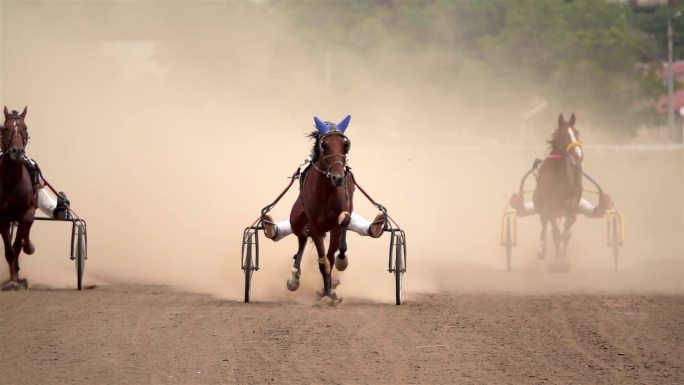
[70,221,87,291]
[242,232,256,303]
[504,216,513,272]
[75,231,86,290]
[244,253,253,303]
[393,232,406,306]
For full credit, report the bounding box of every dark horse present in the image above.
[0,106,37,290]
[533,113,583,260]
[286,115,354,301]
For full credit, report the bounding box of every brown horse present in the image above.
[533,113,583,260]
[0,106,38,290]
[286,115,354,301]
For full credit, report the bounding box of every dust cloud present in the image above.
[0,1,681,302]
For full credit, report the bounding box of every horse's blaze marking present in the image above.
[4,119,25,150]
[567,128,582,158]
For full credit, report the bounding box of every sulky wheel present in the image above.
[394,233,405,306]
[75,231,86,290]
[243,233,255,303]
[504,215,513,272]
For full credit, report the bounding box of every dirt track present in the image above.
[0,284,681,385]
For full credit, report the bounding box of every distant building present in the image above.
[657,60,684,113]
[628,0,678,12]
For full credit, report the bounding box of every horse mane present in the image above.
[306,121,337,162]
[307,130,321,162]
[547,128,566,154]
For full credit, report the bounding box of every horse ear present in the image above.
[314,116,330,134]
[337,115,351,133]
[558,114,565,126]
[569,113,575,126]
[3,106,8,118]
[20,106,27,118]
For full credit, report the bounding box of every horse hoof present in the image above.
[335,256,348,271]
[286,279,300,291]
[286,275,300,291]
[1,281,23,291]
[18,278,29,289]
[317,294,342,307]
[23,241,35,255]
[287,268,300,291]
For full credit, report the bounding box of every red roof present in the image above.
[659,60,684,78]
[656,89,684,113]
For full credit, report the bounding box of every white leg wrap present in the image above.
[38,188,57,218]
[348,212,371,236]
[578,198,595,216]
[273,219,292,241]
[524,202,535,214]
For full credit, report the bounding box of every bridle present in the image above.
[311,129,350,180]
[1,116,29,154]
[547,126,582,165]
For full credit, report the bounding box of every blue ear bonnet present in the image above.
[314,115,351,134]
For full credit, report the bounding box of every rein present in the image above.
[349,172,403,230]
[247,168,301,229]
[310,155,348,179]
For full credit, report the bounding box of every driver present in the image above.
[509,192,612,218]
[23,157,71,220]
[509,158,612,218]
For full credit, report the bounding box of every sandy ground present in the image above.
[0,284,682,385]
[1,2,683,384]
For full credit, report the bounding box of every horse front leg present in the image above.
[334,225,349,271]
[287,235,308,291]
[538,216,548,259]
[311,234,332,298]
[550,218,561,259]
[327,226,342,296]
[562,214,577,259]
[12,221,32,289]
[1,222,20,290]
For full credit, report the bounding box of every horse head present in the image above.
[2,106,29,161]
[313,115,351,187]
[551,113,583,167]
